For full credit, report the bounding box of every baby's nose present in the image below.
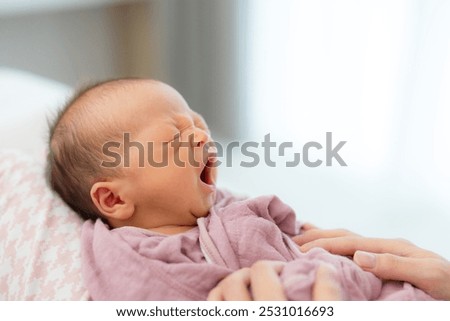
[190,127,211,148]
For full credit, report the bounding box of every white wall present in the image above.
[0,2,142,86]
[0,0,246,139]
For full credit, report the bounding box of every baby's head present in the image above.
[47,78,217,231]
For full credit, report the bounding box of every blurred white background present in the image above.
[224,0,450,259]
[1,0,449,258]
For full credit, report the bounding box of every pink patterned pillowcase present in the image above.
[0,150,88,300]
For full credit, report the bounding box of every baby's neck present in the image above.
[150,225,196,235]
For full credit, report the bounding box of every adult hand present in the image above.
[293,227,450,300]
[207,260,342,301]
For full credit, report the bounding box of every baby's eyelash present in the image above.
[178,124,193,133]
[162,120,209,145]
[163,132,181,144]
[162,127,187,145]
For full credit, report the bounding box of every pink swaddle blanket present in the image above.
[81,190,433,300]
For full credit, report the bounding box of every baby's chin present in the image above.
[194,192,216,218]
[196,204,214,218]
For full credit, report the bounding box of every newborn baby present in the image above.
[48,79,217,233]
[47,79,432,300]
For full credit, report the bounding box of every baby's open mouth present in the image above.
[200,158,214,185]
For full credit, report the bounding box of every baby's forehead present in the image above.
[71,80,166,116]
[118,82,194,118]
[70,79,197,134]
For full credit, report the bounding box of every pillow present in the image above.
[0,150,88,300]
[0,67,72,157]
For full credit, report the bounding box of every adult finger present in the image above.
[300,223,318,231]
[250,261,287,301]
[300,237,418,257]
[299,236,363,255]
[293,229,357,247]
[312,264,343,301]
[354,251,450,300]
[207,268,252,301]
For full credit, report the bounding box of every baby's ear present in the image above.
[90,181,134,221]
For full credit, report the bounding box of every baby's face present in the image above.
[104,81,217,229]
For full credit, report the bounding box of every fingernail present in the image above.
[354,251,376,269]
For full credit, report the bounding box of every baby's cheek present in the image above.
[132,142,167,166]
[176,145,202,168]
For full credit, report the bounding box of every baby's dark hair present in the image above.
[46,78,139,221]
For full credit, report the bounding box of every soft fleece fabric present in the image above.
[81,190,432,300]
